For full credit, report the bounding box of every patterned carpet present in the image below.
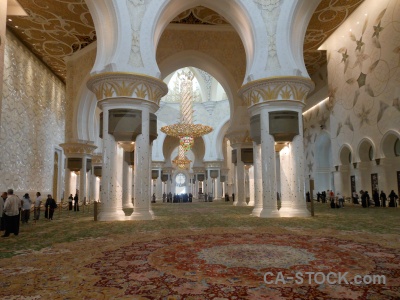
[0,203,399,299]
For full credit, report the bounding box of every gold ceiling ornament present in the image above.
[172,145,192,170]
[160,70,213,152]
[180,136,194,151]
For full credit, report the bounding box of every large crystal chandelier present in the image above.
[161,70,213,169]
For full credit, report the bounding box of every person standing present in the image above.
[372,190,380,207]
[380,190,387,207]
[73,194,79,211]
[45,195,57,220]
[21,193,32,223]
[2,189,21,237]
[34,192,42,220]
[68,194,73,210]
[388,190,398,207]
[0,192,6,231]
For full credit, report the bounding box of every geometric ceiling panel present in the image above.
[6,0,364,83]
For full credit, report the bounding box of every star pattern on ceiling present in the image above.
[357,72,367,88]
[6,0,364,83]
[372,21,384,38]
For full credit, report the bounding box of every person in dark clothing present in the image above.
[316,192,321,202]
[45,195,57,220]
[388,190,398,207]
[380,190,387,207]
[321,191,326,203]
[232,193,235,203]
[0,192,7,231]
[68,194,73,210]
[361,191,370,208]
[188,193,193,202]
[372,190,380,207]
[73,194,79,211]
[225,193,229,202]
[306,192,311,202]
[2,189,21,237]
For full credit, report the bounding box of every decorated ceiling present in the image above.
[6,0,364,83]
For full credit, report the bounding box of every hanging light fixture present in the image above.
[161,70,213,168]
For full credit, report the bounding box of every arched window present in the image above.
[395,138,400,157]
[176,173,186,187]
[369,146,374,161]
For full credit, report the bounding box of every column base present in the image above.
[247,200,255,206]
[123,203,134,209]
[97,210,127,221]
[251,206,263,217]
[259,208,280,218]
[279,207,311,217]
[129,210,154,220]
[233,200,247,206]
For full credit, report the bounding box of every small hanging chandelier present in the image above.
[161,70,213,169]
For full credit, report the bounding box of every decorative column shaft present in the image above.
[259,108,280,217]
[132,105,153,219]
[64,168,71,201]
[99,107,125,220]
[122,158,133,209]
[278,145,294,215]
[0,0,6,126]
[234,146,247,206]
[248,165,255,206]
[252,143,263,216]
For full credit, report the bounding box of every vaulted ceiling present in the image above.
[6,0,364,83]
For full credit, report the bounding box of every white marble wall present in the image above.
[304,0,400,196]
[0,31,65,194]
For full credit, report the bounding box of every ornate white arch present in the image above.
[357,137,376,162]
[142,0,264,81]
[380,130,400,159]
[158,50,238,116]
[338,143,354,165]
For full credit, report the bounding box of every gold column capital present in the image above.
[60,141,97,157]
[238,76,315,107]
[86,72,168,105]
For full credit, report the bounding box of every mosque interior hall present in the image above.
[0,0,399,299]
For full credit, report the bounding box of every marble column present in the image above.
[234,146,247,206]
[79,157,87,204]
[259,108,279,217]
[122,158,133,209]
[278,146,292,215]
[213,170,221,200]
[64,168,71,201]
[286,135,310,217]
[131,104,153,220]
[0,0,6,126]
[98,107,125,221]
[248,166,255,206]
[252,143,263,216]
[156,170,162,201]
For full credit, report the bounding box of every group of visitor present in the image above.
[315,188,399,209]
[67,193,80,211]
[0,189,58,237]
[162,192,194,203]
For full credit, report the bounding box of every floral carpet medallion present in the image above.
[86,233,400,299]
